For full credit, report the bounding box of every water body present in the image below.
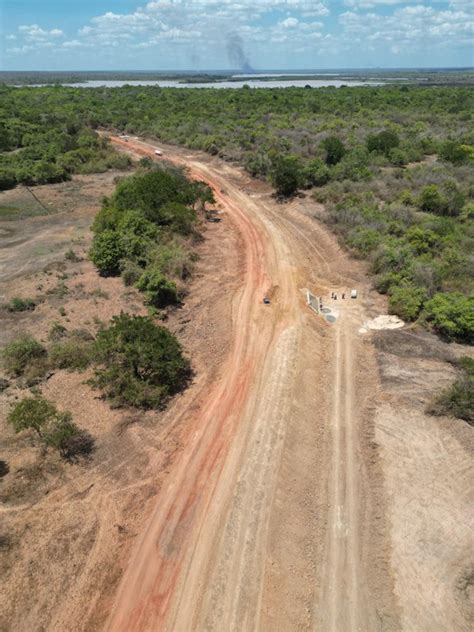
[58,78,383,89]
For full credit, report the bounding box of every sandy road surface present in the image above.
[102,136,400,632]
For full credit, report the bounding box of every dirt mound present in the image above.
[359,314,404,333]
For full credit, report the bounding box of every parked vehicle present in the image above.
[351,289,357,299]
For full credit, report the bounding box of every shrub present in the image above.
[65,249,81,262]
[6,297,36,312]
[49,337,94,371]
[136,267,179,308]
[92,313,191,408]
[109,169,203,223]
[48,322,67,341]
[389,147,408,167]
[419,185,444,214]
[160,202,197,236]
[270,155,301,197]
[321,136,346,166]
[2,335,47,377]
[405,227,439,255]
[121,260,143,286]
[303,158,330,187]
[422,292,474,343]
[347,228,381,255]
[89,229,124,276]
[7,396,56,438]
[439,140,471,164]
[7,396,87,457]
[388,283,427,321]
[427,358,474,424]
[367,130,400,155]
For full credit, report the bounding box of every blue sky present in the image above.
[1,1,473,71]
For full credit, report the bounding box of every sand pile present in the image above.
[359,315,404,334]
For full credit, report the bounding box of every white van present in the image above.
[350,289,357,299]
[154,149,163,156]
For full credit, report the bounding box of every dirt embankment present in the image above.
[1,139,472,632]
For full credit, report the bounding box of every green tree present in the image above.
[8,396,85,457]
[367,130,400,155]
[439,140,471,164]
[423,293,474,343]
[271,155,301,197]
[419,185,445,214]
[136,267,179,308]
[303,158,330,187]
[7,396,56,439]
[388,283,427,321]
[321,136,346,165]
[160,202,197,235]
[93,313,191,408]
[89,229,125,276]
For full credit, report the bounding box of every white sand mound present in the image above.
[359,315,404,333]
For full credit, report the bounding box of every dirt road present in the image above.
[101,136,400,631]
[2,137,471,632]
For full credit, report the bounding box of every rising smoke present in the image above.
[226,33,254,73]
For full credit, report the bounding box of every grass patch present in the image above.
[2,335,47,378]
[5,297,36,312]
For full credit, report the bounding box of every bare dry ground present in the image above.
[0,142,472,632]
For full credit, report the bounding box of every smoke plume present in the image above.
[226,33,254,73]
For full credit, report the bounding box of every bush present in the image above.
[7,396,56,438]
[271,155,301,197]
[136,267,179,308]
[419,185,445,214]
[121,260,143,286]
[405,227,439,255]
[427,358,473,424]
[109,169,204,224]
[321,136,346,166]
[6,297,36,312]
[48,322,68,341]
[388,283,427,321]
[92,313,191,409]
[2,335,47,377]
[89,229,124,276]
[65,249,81,262]
[49,336,94,371]
[422,292,474,343]
[303,158,330,187]
[367,130,400,155]
[160,202,197,236]
[389,147,408,167]
[439,140,471,164]
[7,396,87,457]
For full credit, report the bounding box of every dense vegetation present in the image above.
[1,84,472,341]
[0,93,130,189]
[90,164,213,312]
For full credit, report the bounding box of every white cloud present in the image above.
[18,24,64,40]
[6,34,17,41]
[62,40,83,48]
[4,0,472,66]
[345,0,409,8]
[339,3,474,53]
[281,17,299,28]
